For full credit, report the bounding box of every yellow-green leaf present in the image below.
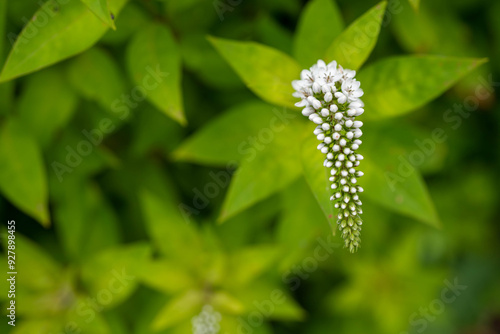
[126,23,185,125]
[208,36,301,109]
[358,55,488,120]
[293,0,344,67]
[324,1,387,71]
[0,0,128,82]
[80,0,116,29]
[0,118,49,226]
[218,120,304,222]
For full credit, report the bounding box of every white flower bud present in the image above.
[324,136,332,144]
[346,131,354,139]
[334,112,343,120]
[317,133,325,141]
[313,117,323,124]
[339,138,347,146]
[338,154,345,161]
[320,108,329,117]
[335,161,342,167]
[327,153,334,160]
[344,148,351,154]
[353,121,363,128]
[324,92,333,102]
[313,127,323,135]
[321,146,328,154]
[351,144,359,150]
[334,124,342,131]
[332,144,340,152]
[322,123,330,131]
[330,104,338,112]
[345,120,353,127]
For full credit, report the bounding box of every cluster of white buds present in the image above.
[192,305,221,334]
[292,59,365,253]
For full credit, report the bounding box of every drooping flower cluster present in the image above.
[292,59,365,253]
[192,305,221,334]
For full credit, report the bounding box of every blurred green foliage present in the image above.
[0,0,499,333]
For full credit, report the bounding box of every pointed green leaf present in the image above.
[137,259,194,294]
[219,120,304,222]
[277,178,330,248]
[0,0,128,82]
[360,127,441,227]
[293,0,344,67]
[139,189,203,262]
[358,55,488,120]
[225,245,282,287]
[300,127,336,231]
[173,101,288,166]
[80,0,116,29]
[152,290,204,331]
[0,119,49,226]
[18,68,77,147]
[126,23,185,125]
[208,36,301,109]
[66,47,126,113]
[324,1,387,71]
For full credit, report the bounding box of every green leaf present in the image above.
[208,36,301,109]
[18,67,77,147]
[408,0,420,12]
[218,119,304,222]
[151,290,204,331]
[233,281,305,321]
[277,178,330,248]
[173,101,289,166]
[126,23,185,125]
[357,55,488,120]
[80,0,116,29]
[225,245,282,287]
[293,0,344,68]
[0,118,49,226]
[136,259,194,294]
[300,127,336,231]
[66,47,126,114]
[360,127,441,227]
[80,242,151,309]
[324,1,387,71]
[1,233,61,291]
[139,188,203,263]
[0,0,128,82]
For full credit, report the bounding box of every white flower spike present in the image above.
[292,59,365,253]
